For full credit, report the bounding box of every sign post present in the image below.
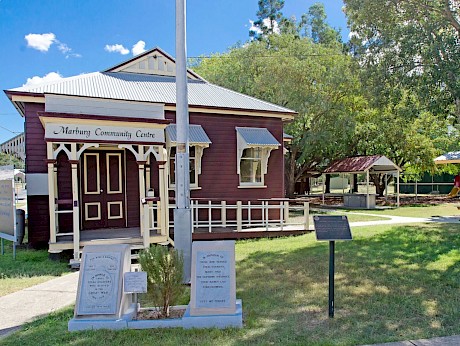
[313,215,352,318]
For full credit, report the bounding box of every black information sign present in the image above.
[313,215,353,318]
[314,215,352,241]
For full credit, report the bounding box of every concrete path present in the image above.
[0,271,79,337]
[345,212,460,227]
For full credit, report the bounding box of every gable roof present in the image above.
[104,47,204,80]
[324,155,401,173]
[5,47,296,118]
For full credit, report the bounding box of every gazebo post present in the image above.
[322,174,325,205]
[366,170,370,209]
[397,171,400,207]
[384,173,388,201]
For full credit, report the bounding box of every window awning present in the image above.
[236,127,280,148]
[236,127,280,175]
[165,124,211,145]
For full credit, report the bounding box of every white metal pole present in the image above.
[175,0,192,283]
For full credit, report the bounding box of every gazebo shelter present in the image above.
[322,155,402,209]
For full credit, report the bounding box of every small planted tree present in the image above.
[138,245,185,318]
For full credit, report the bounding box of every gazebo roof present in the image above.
[324,155,401,174]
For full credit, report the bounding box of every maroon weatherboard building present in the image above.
[4,48,296,261]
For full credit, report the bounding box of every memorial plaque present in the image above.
[190,240,236,316]
[124,272,147,294]
[314,215,352,241]
[74,244,131,318]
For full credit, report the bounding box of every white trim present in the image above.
[83,153,100,195]
[237,185,267,189]
[85,202,101,221]
[107,201,123,219]
[106,153,122,194]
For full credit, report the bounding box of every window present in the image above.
[166,124,212,190]
[169,146,197,187]
[236,127,280,188]
[240,148,262,184]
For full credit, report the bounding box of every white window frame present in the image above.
[239,147,264,186]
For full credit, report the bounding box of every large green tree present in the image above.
[194,34,363,197]
[344,0,460,121]
[0,152,24,169]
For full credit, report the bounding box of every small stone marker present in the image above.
[72,244,132,320]
[124,271,147,294]
[190,240,236,316]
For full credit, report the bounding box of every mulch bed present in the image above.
[135,308,186,320]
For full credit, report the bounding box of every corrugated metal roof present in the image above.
[236,127,280,147]
[324,155,401,173]
[166,124,211,144]
[434,151,460,164]
[9,72,295,115]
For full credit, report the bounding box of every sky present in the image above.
[0,0,348,144]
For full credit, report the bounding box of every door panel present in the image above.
[81,151,126,230]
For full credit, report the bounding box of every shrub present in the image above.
[138,245,185,317]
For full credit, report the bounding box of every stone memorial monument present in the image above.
[190,240,237,316]
[68,244,136,331]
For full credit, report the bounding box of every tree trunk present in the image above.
[325,175,331,193]
[284,152,297,198]
[371,174,385,197]
[353,174,358,193]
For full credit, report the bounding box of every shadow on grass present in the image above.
[1,224,459,346]
[236,223,460,345]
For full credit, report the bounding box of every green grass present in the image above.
[2,223,459,345]
[0,242,71,297]
[355,203,460,218]
[289,209,388,225]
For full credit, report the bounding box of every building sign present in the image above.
[0,179,16,241]
[45,123,165,143]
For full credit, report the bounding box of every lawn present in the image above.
[355,203,460,218]
[2,222,459,345]
[0,242,71,297]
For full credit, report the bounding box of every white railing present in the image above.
[143,201,164,247]
[149,199,310,233]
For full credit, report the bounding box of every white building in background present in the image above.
[0,132,25,160]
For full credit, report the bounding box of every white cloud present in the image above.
[24,33,81,58]
[58,43,71,54]
[132,40,146,56]
[248,18,280,39]
[262,18,280,35]
[25,33,56,52]
[23,72,63,87]
[104,44,130,55]
[249,20,262,35]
